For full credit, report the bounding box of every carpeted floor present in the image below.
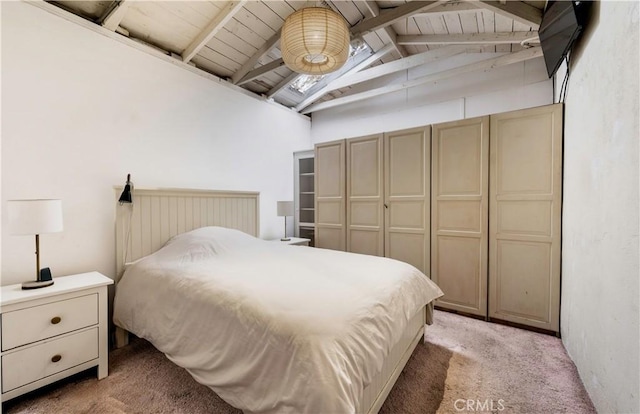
[3,310,595,413]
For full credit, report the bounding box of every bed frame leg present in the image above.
[115,327,130,348]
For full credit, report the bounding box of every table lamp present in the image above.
[8,199,63,289]
[277,201,294,241]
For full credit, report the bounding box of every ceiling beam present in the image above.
[361,1,407,58]
[327,45,468,92]
[182,0,247,63]
[302,46,543,114]
[101,0,129,31]
[397,31,539,45]
[344,43,397,76]
[236,58,286,86]
[267,72,300,99]
[350,1,449,38]
[231,31,281,85]
[473,1,542,29]
[295,43,395,112]
[412,1,481,17]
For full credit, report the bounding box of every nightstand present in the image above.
[271,237,311,246]
[0,271,113,402]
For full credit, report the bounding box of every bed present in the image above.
[113,188,443,414]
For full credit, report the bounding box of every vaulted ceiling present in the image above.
[47,0,547,115]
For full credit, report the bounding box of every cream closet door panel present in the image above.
[384,127,430,274]
[432,117,489,317]
[347,134,384,256]
[315,140,346,251]
[489,103,563,332]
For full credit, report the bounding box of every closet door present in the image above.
[384,127,430,274]
[432,116,489,317]
[315,140,346,251]
[489,104,563,332]
[347,134,384,256]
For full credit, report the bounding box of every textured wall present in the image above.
[561,2,639,413]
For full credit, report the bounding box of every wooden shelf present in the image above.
[295,151,315,244]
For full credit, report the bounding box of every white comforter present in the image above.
[113,227,443,414]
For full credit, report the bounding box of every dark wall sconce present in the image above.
[118,174,133,205]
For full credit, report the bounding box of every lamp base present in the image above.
[281,237,291,241]
[22,280,54,290]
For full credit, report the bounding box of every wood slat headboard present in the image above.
[115,188,260,279]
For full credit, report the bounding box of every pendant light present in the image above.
[280,7,350,75]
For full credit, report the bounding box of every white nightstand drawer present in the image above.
[1,294,98,351]
[2,327,99,393]
[1,272,112,402]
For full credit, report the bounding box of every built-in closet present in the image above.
[431,116,489,319]
[315,127,430,274]
[314,103,563,332]
[487,104,563,332]
[384,127,431,274]
[315,139,346,252]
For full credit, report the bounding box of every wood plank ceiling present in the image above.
[48,0,547,115]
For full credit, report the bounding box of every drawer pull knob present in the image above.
[51,316,62,324]
[51,354,62,363]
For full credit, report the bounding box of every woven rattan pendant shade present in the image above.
[280,7,350,75]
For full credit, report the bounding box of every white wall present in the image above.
[0,0,3,279]
[1,2,311,284]
[311,53,552,143]
[561,2,639,413]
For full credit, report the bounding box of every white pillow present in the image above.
[154,226,262,262]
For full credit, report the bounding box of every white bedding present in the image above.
[113,227,443,413]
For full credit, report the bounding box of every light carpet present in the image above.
[3,310,595,413]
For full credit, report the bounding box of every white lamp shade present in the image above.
[8,199,63,235]
[277,201,294,217]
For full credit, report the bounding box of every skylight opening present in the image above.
[288,39,372,95]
